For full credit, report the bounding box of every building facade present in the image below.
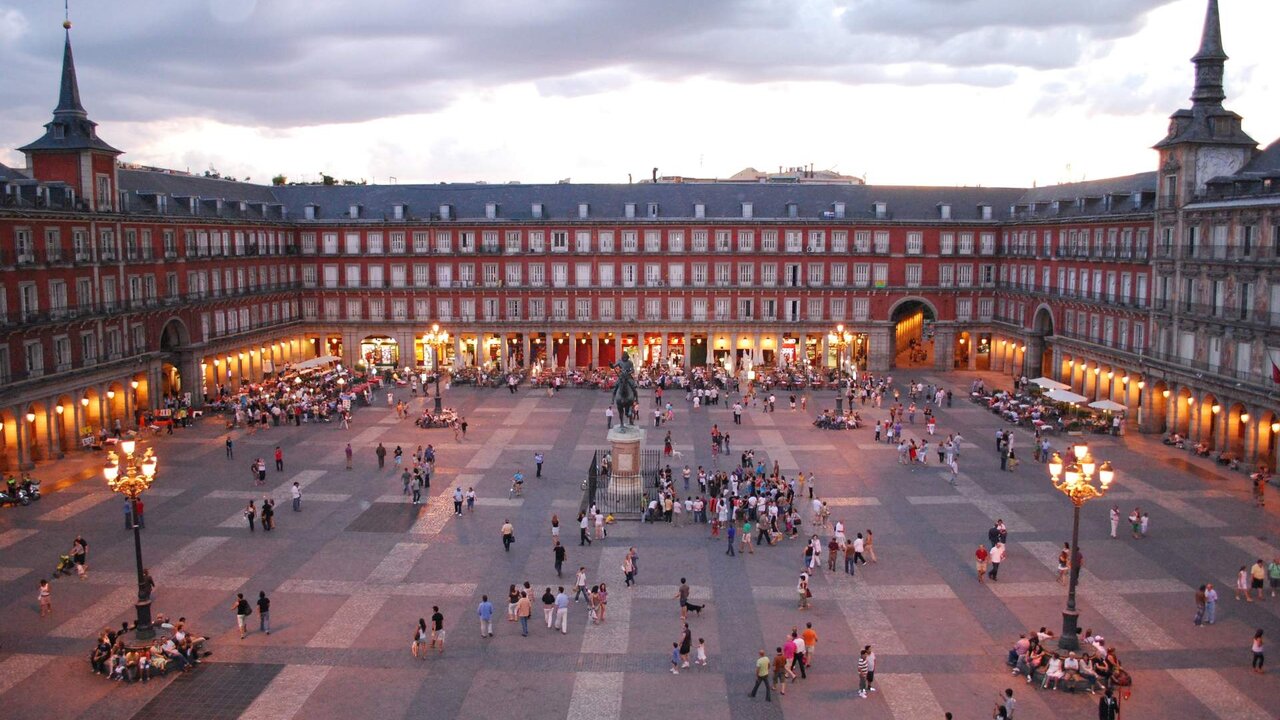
[3,0,1278,471]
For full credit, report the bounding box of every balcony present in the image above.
[1146,349,1276,390]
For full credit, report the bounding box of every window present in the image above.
[955,298,972,321]
[830,264,847,286]
[692,264,708,286]
[939,233,954,255]
[853,263,870,287]
[622,231,638,253]
[24,340,44,377]
[484,263,501,287]
[552,263,568,287]
[716,230,732,252]
[873,231,890,254]
[831,231,847,253]
[873,264,888,288]
[737,263,754,286]
[691,231,707,252]
[598,231,614,253]
[762,231,778,252]
[905,232,923,255]
[529,264,545,286]
[905,264,922,287]
[760,264,776,287]
[575,263,592,288]
[622,298,638,321]
[505,263,522,287]
[938,265,954,287]
[668,297,684,320]
[598,264,614,287]
[807,231,825,253]
[978,298,994,321]
[807,263,824,286]
[715,263,732,287]
[737,298,755,320]
[852,298,869,321]
[576,298,592,320]
[668,230,684,253]
[668,263,685,287]
[692,298,708,321]
[645,231,661,253]
[436,264,453,287]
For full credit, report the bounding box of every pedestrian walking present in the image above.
[1237,566,1252,601]
[1098,688,1120,720]
[453,487,464,516]
[857,647,871,698]
[1109,505,1119,539]
[1206,582,1219,624]
[670,642,681,674]
[574,567,589,602]
[797,573,811,610]
[501,520,515,552]
[344,443,353,470]
[623,554,636,587]
[376,443,387,469]
[225,436,234,459]
[1251,629,1265,673]
[274,446,284,471]
[430,606,445,653]
[233,593,251,638]
[291,482,302,511]
[555,587,569,634]
[553,540,566,577]
[750,650,772,701]
[865,529,877,563]
[257,591,271,634]
[244,501,256,532]
[535,452,544,478]
[542,587,556,628]
[71,535,88,578]
[123,498,134,530]
[726,522,737,556]
[261,498,274,531]
[1194,584,1207,626]
[413,618,428,658]
[38,578,52,617]
[579,512,592,546]
[864,645,877,692]
[989,542,1006,581]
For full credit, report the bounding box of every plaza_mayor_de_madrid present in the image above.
[2,0,1280,472]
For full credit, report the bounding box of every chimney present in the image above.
[652,167,658,183]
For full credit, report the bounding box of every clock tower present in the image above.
[1153,0,1256,209]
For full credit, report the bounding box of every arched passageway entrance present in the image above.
[890,299,936,368]
[1028,307,1054,379]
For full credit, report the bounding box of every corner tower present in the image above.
[18,21,122,211]
[1153,0,1256,207]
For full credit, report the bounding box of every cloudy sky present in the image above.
[1,0,1276,187]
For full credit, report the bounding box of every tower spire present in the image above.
[1190,0,1227,106]
[55,24,88,118]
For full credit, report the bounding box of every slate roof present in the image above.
[119,168,279,204]
[268,182,1026,222]
[1015,172,1157,204]
[1236,137,1280,178]
[0,163,29,181]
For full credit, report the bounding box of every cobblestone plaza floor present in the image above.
[1,369,1278,719]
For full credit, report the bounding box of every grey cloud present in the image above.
[0,0,1178,130]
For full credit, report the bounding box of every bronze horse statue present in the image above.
[611,354,638,428]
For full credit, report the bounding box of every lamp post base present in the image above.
[120,599,156,650]
[433,394,443,413]
[835,397,843,414]
[1058,609,1081,652]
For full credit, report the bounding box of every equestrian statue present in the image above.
[610,353,639,429]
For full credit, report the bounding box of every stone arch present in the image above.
[889,297,938,368]
[1257,411,1278,472]
[1027,305,1055,378]
[1149,380,1170,434]
[1226,402,1248,458]
[53,394,75,456]
[1199,393,1221,450]
[159,317,190,353]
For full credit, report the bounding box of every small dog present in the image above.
[671,450,684,460]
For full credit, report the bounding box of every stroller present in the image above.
[52,554,76,579]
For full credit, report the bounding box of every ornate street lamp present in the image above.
[104,440,159,646]
[829,324,853,413]
[424,323,449,413]
[1047,442,1115,651]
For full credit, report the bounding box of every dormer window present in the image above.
[833,202,846,219]
[439,204,452,221]
[53,125,65,139]
[393,204,405,220]
[304,204,317,221]
[786,202,798,219]
[1051,200,1061,214]
[874,202,887,220]
[979,204,992,220]
[647,202,659,218]
[578,203,589,219]
[532,202,544,219]
[694,203,705,219]
[349,204,361,219]
[486,202,498,220]
[939,203,952,220]
[625,203,636,219]
[741,202,753,219]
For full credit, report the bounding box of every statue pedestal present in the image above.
[607,426,646,498]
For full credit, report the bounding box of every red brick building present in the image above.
[3,1,1278,471]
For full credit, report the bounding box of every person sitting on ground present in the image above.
[1061,651,1083,687]
[1019,644,1048,682]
